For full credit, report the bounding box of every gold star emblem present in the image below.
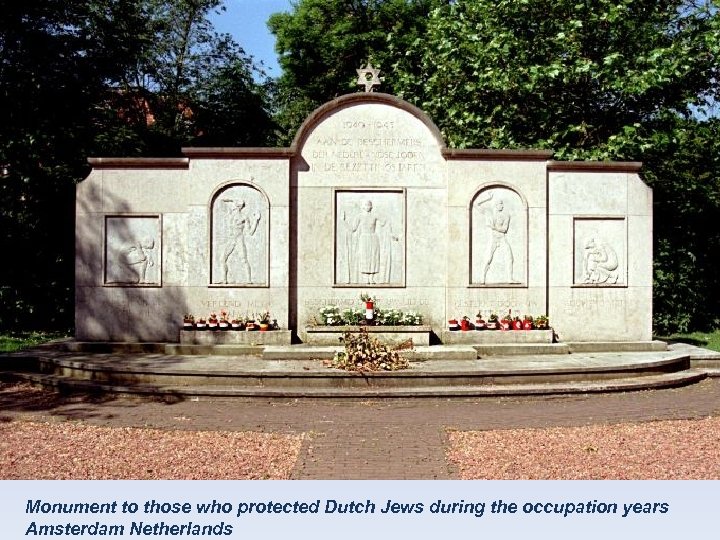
[356,63,383,92]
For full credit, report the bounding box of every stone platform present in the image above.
[180,329,292,345]
[441,329,553,344]
[2,340,718,398]
[304,325,432,346]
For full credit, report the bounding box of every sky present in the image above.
[209,0,294,77]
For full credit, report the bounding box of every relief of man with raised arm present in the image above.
[476,192,517,284]
[219,198,261,284]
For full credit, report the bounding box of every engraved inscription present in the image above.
[211,184,268,286]
[105,216,161,285]
[452,290,541,316]
[335,191,404,286]
[563,289,626,315]
[307,118,427,175]
[304,296,430,310]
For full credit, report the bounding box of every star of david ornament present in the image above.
[356,63,383,92]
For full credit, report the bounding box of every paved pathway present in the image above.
[2,378,720,479]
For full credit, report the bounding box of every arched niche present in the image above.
[209,182,269,287]
[470,184,528,286]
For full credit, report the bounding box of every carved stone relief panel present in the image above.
[573,217,626,286]
[210,183,269,286]
[470,186,527,286]
[105,215,161,286]
[334,189,405,286]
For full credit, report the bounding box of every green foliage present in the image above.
[392,0,718,156]
[191,59,277,147]
[643,119,720,333]
[101,0,276,153]
[331,328,410,371]
[317,305,423,326]
[0,332,68,353]
[268,0,439,143]
[0,0,121,330]
[388,0,720,332]
[0,0,275,332]
[341,308,364,325]
[655,329,720,352]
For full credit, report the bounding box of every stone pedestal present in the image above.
[180,330,292,345]
[304,325,432,346]
[440,329,553,344]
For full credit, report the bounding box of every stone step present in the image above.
[179,330,292,345]
[262,345,477,361]
[44,340,671,357]
[52,341,267,356]
[473,343,570,356]
[164,344,265,356]
[9,369,708,398]
[567,341,668,353]
[11,350,693,389]
[668,342,720,367]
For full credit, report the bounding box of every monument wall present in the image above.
[548,162,653,341]
[291,95,448,340]
[445,155,550,329]
[76,92,653,342]
[76,154,290,341]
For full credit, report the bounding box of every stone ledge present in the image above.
[474,343,570,356]
[567,341,667,353]
[180,330,292,345]
[87,157,189,169]
[304,325,432,346]
[441,329,554,344]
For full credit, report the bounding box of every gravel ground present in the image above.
[0,420,303,480]
[447,416,720,480]
[3,380,720,480]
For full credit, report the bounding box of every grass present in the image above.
[0,331,68,353]
[656,329,720,352]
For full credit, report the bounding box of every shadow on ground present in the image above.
[0,379,184,422]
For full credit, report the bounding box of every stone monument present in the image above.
[76,68,652,343]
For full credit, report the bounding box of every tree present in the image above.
[387,0,720,333]
[268,0,439,143]
[0,0,274,331]
[191,59,276,147]
[0,0,146,330]
[391,0,718,156]
[643,119,720,333]
[101,0,275,153]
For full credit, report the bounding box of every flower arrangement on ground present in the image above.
[401,311,423,326]
[452,310,549,331]
[230,316,244,330]
[259,311,271,331]
[208,312,219,330]
[319,305,343,325]
[329,328,410,372]
[316,303,424,326]
[535,315,550,329]
[341,307,364,325]
[182,314,194,329]
[219,310,230,330]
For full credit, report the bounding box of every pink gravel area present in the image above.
[447,416,720,479]
[0,421,303,480]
